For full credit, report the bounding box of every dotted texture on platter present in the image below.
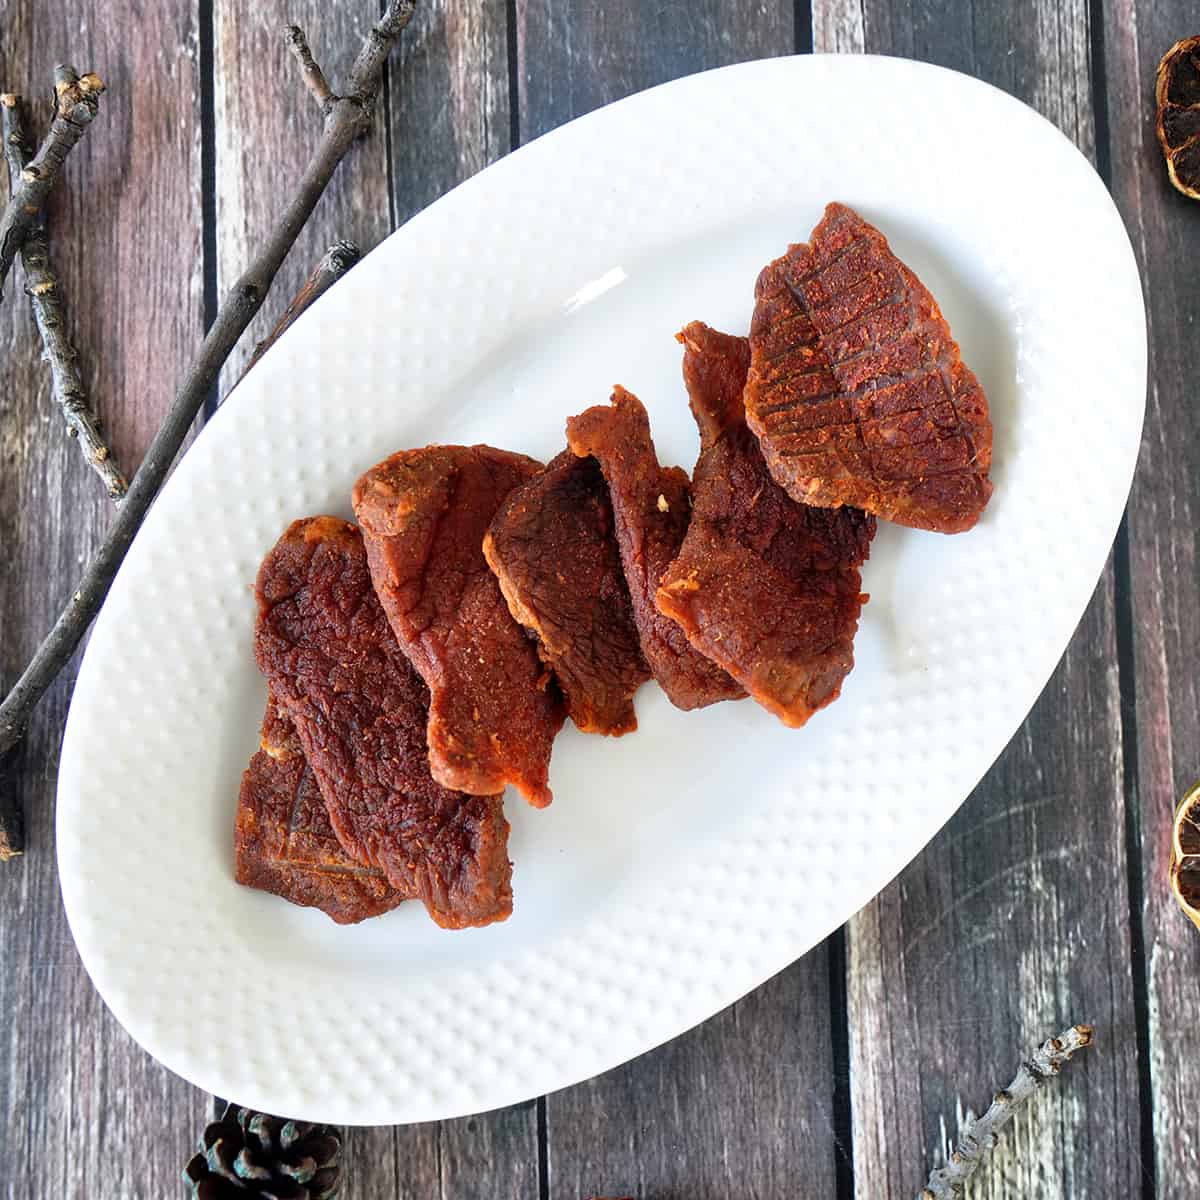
[56,55,1145,1126]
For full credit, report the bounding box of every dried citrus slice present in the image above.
[1155,37,1200,200]
[1170,779,1200,931]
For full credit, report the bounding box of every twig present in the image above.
[240,238,361,379]
[285,25,335,114]
[0,748,22,861]
[0,66,103,299]
[918,1024,1094,1199]
[0,1,416,859]
[1,93,128,500]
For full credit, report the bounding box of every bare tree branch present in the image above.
[1,93,128,500]
[0,1,417,858]
[918,1024,1094,1199]
[0,66,103,299]
[240,238,361,381]
[285,25,335,114]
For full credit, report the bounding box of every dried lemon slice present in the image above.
[1156,37,1200,200]
[1170,780,1200,931]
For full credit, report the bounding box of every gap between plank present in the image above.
[1090,0,1154,1183]
[198,0,219,420]
[794,0,814,54]
[380,0,399,233]
[505,0,521,152]
[1113,519,1157,1200]
[827,927,855,1199]
[199,0,223,1127]
[1088,0,1113,186]
[536,1095,550,1200]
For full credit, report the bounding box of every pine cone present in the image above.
[183,1104,342,1199]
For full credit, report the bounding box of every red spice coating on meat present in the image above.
[746,202,993,534]
[254,516,512,930]
[566,388,744,711]
[484,451,650,736]
[352,446,565,807]
[234,693,407,924]
[658,323,875,726]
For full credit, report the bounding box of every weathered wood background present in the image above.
[0,1,1194,1196]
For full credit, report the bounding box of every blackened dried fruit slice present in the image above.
[1170,779,1200,932]
[1156,36,1200,200]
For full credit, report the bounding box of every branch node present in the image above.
[378,0,417,38]
[0,65,105,297]
[240,238,361,381]
[917,1023,1094,1199]
[53,64,79,97]
[284,24,336,114]
[1,92,128,508]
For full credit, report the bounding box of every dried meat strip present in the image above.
[353,446,565,807]
[658,323,874,727]
[254,516,512,930]
[234,693,408,924]
[484,451,649,736]
[746,202,993,534]
[566,388,744,711]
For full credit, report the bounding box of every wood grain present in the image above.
[0,2,1186,1197]
[515,0,798,142]
[512,6,840,1197]
[0,1,210,1196]
[545,963,842,1200]
[213,2,393,389]
[1103,1,1200,1195]
[340,1106,540,1200]
[388,0,511,227]
[813,2,1146,1196]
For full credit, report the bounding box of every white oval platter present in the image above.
[57,54,1145,1124]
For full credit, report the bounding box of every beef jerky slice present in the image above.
[483,451,650,736]
[352,447,565,807]
[254,516,512,930]
[235,693,407,924]
[746,202,993,534]
[658,323,875,727]
[566,387,744,711]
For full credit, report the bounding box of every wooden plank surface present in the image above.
[0,2,210,1196]
[511,6,844,1198]
[388,0,512,227]
[0,0,1188,1196]
[515,0,800,141]
[1103,2,1200,1196]
[543,966,842,1200]
[813,2,1147,1196]
[212,2,393,389]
